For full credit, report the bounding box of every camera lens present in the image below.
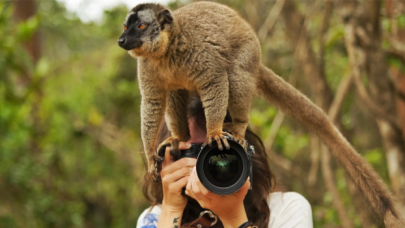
[204,148,243,187]
[196,139,250,195]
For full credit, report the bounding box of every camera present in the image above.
[179,136,254,195]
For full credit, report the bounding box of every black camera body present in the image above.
[179,136,254,195]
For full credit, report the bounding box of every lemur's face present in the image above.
[118,8,172,57]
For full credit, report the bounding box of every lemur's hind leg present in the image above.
[156,89,190,161]
[196,69,231,151]
[223,70,253,149]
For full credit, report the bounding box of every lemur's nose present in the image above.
[118,38,126,46]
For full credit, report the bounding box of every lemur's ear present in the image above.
[157,9,173,29]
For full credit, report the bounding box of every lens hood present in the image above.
[196,138,252,195]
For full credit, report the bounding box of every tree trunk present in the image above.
[13,0,43,155]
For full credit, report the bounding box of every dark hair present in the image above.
[142,97,276,227]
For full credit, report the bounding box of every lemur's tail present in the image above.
[257,64,404,227]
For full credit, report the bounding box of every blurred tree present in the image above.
[13,0,44,159]
[1,0,146,227]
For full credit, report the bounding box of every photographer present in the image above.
[137,98,313,228]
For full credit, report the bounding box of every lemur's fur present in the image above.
[118,2,404,226]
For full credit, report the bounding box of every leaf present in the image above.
[16,15,40,41]
[34,57,50,78]
[88,106,104,126]
[364,148,383,165]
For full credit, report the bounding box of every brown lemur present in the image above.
[118,2,404,226]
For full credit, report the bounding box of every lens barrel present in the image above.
[196,139,252,195]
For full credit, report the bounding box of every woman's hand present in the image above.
[160,142,196,212]
[185,167,251,228]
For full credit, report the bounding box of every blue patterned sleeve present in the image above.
[136,206,162,228]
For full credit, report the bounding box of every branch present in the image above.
[307,136,319,186]
[281,0,333,110]
[318,0,333,82]
[257,0,285,42]
[271,153,302,177]
[352,70,400,128]
[309,0,334,187]
[264,110,285,149]
[328,73,353,120]
[74,120,139,169]
[384,32,405,63]
[320,144,354,228]
[386,48,405,64]
[243,1,259,30]
[345,20,401,130]
[320,72,355,228]
[385,0,398,37]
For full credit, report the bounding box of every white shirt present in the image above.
[136,192,313,228]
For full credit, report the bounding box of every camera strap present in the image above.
[182,210,218,228]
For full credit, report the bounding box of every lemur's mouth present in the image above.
[131,41,143,49]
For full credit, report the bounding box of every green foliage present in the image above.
[1,1,146,227]
[399,15,405,28]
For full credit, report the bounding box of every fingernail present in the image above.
[193,166,196,173]
[186,142,191,147]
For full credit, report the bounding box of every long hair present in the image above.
[142,97,276,227]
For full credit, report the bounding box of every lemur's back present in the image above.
[172,1,261,78]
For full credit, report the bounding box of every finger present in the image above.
[187,168,201,202]
[161,158,196,177]
[185,171,192,196]
[194,169,210,196]
[190,167,210,203]
[178,142,191,150]
[185,167,199,201]
[168,175,189,193]
[185,166,195,197]
[161,167,193,186]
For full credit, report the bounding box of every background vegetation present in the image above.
[1,0,405,227]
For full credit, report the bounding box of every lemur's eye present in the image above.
[124,26,127,31]
[139,24,147,30]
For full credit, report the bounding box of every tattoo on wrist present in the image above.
[173,217,179,228]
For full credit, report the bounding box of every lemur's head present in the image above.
[118,4,173,58]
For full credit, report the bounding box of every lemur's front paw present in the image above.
[204,131,234,150]
[222,123,247,151]
[157,136,180,160]
[233,135,247,151]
